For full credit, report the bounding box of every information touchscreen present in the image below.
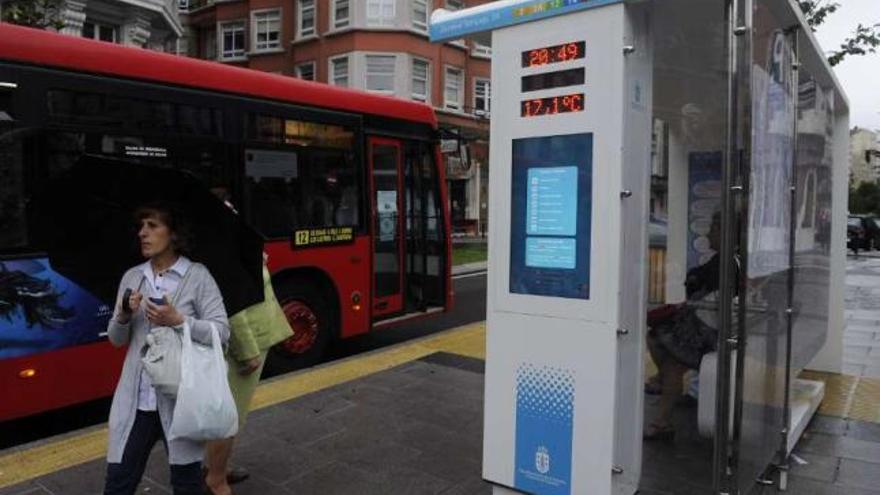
[509,133,592,299]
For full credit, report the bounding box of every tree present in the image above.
[849,182,880,215]
[798,1,880,66]
[0,0,65,31]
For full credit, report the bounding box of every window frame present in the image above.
[218,20,247,61]
[411,0,429,32]
[297,0,317,39]
[443,65,464,112]
[329,54,351,87]
[367,0,396,27]
[332,0,351,29]
[364,53,398,95]
[473,77,491,116]
[471,41,492,59]
[251,8,282,53]
[82,21,118,43]
[295,61,316,81]
[411,57,430,103]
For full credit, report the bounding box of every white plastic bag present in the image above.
[169,322,238,441]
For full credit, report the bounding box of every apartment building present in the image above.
[850,127,880,187]
[179,0,492,235]
[47,0,182,49]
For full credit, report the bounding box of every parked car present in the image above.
[848,216,865,252]
[848,215,880,251]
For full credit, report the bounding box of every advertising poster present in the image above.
[687,152,723,270]
[0,258,111,360]
[510,133,592,299]
[749,33,793,278]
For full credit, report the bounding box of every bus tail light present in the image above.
[351,291,362,311]
[18,368,37,379]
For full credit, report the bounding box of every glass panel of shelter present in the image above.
[641,0,731,492]
[735,1,797,488]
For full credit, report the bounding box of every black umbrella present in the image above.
[34,155,264,315]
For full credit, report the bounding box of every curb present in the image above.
[452,261,488,277]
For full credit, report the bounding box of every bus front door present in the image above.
[369,137,404,317]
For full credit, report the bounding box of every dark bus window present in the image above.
[244,114,360,239]
[44,130,230,193]
[0,133,27,250]
[47,90,222,137]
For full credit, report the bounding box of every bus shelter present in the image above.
[431,1,849,494]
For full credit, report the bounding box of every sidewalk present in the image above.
[843,255,880,377]
[3,258,880,494]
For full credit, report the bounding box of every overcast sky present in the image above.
[812,0,880,131]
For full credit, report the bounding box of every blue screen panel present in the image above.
[510,133,592,300]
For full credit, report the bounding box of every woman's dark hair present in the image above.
[133,201,195,257]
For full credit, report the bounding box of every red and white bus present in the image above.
[0,24,452,421]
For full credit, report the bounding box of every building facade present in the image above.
[850,127,880,187]
[179,0,491,235]
[44,0,183,49]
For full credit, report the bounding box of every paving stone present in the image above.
[861,366,880,377]
[440,478,493,495]
[788,452,839,482]
[283,462,385,495]
[837,458,880,491]
[352,462,453,494]
[356,368,427,391]
[807,415,848,436]
[796,432,880,464]
[402,447,482,485]
[219,475,289,495]
[0,482,51,495]
[36,458,109,494]
[844,364,866,376]
[847,420,880,443]
[271,390,355,418]
[249,406,346,448]
[637,473,711,495]
[778,475,859,495]
[231,433,335,485]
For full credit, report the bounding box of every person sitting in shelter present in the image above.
[644,211,731,442]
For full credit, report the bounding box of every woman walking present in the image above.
[104,202,229,495]
[204,254,293,495]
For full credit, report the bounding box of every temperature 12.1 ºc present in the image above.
[521,94,585,118]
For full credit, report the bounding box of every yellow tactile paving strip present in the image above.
[3,320,877,489]
[799,370,880,422]
[0,322,487,489]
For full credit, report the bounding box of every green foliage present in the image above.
[799,0,840,27]
[798,0,880,66]
[849,182,880,215]
[1,0,65,31]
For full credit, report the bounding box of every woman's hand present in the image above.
[238,356,263,376]
[116,290,143,324]
[145,296,185,327]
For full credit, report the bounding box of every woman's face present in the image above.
[138,214,175,259]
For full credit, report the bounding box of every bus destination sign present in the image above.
[293,227,355,248]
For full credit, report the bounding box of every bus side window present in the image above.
[244,113,360,239]
[0,127,27,251]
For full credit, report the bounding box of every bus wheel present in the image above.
[266,283,333,373]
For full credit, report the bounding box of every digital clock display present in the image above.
[521,94,584,118]
[522,41,585,68]
[522,68,585,93]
